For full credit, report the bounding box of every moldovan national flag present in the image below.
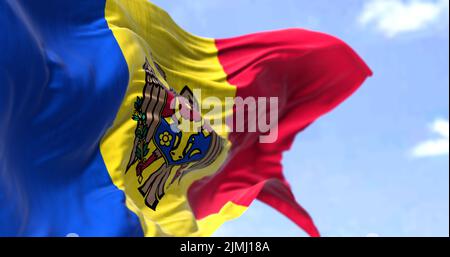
[0,0,372,237]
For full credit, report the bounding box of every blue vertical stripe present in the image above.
[0,0,143,236]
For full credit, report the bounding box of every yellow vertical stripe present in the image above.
[102,0,246,236]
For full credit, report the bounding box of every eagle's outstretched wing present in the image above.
[126,59,168,172]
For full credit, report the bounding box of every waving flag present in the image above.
[0,0,372,237]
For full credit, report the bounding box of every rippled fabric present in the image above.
[0,0,142,236]
[0,0,371,237]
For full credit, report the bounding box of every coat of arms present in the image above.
[126,58,224,210]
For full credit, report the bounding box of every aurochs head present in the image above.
[169,129,212,164]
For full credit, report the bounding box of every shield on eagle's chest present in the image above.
[153,118,213,166]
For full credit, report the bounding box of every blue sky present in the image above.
[151,0,449,237]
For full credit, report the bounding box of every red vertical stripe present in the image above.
[188,29,372,237]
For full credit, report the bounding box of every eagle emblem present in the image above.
[126,58,224,210]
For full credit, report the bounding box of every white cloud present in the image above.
[359,0,449,37]
[412,119,449,158]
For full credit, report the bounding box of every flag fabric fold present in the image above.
[0,0,372,236]
[189,30,372,237]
